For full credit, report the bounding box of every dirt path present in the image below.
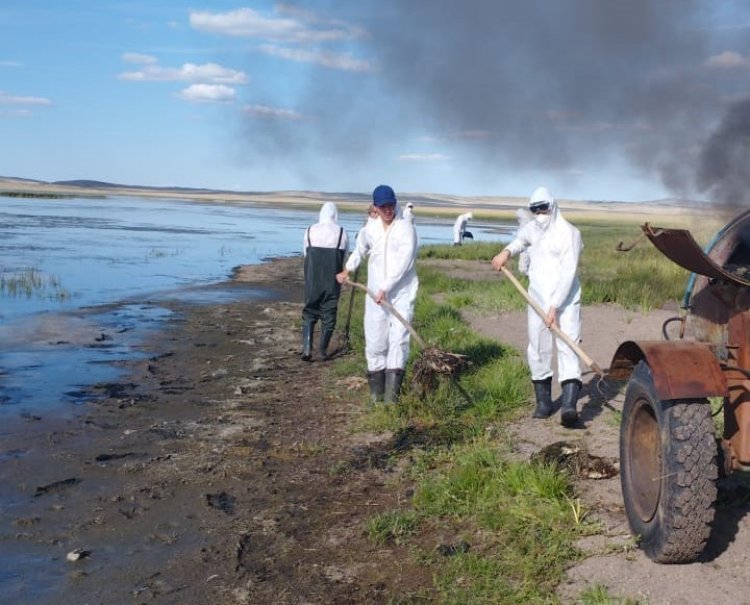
[441,258,750,605]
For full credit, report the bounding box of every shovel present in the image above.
[500,266,605,377]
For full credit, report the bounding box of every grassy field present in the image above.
[330,215,724,604]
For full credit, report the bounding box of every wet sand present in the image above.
[0,257,429,604]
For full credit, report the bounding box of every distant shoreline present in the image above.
[0,176,708,223]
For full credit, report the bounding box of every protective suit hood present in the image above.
[319,201,338,224]
[528,186,558,231]
[516,207,532,227]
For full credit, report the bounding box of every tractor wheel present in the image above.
[620,360,717,563]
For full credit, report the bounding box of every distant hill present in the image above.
[0,175,713,219]
[54,179,232,194]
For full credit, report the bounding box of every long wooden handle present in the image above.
[347,281,428,350]
[342,266,360,342]
[500,266,605,376]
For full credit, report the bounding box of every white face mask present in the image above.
[535,213,551,227]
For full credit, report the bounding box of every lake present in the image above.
[0,195,512,415]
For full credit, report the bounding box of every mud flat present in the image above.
[5,255,750,605]
[0,257,429,604]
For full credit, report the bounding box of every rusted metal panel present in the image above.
[641,224,750,287]
[609,340,727,400]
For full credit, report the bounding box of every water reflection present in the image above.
[0,195,512,414]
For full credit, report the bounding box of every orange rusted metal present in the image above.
[609,340,726,400]
[641,222,750,288]
[725,310,750,466]
[613,209,750,471]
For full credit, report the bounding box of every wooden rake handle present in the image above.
[347,281,428,350]
[500,266,605,377]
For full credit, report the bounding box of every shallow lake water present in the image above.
[0,195,511,416]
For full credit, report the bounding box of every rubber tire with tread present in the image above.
[620,360,717,563]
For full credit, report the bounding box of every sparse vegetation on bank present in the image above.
[333,216,705,603]
[420,215,722,311]
[0,191,77,199]
[0,267,69,299]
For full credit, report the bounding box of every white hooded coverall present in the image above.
[302,202,349,255]
[345,207,419,371]
[503,187,583,383]
[515,207,532,276]
[403,203,415,223]
[453,212,473,244]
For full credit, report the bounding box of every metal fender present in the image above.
[608,340,727,401]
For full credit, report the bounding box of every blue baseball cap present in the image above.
[372,184,397,207]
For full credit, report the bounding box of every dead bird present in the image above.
[532,440,619,480]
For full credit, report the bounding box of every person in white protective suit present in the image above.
[403,202,415,223]
[491,186,583,427]
[336,184,419,404]
[453,211,474,245]
[515,207,532,275]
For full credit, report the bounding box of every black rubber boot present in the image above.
[560,379,582,427]
[319,330,334,361]
[301,323,314,362]
[384,369,405,404]
[532,378,553,419]
[367,370,386,404]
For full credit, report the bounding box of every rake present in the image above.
[499,266,605,377]
[346,281,469,392]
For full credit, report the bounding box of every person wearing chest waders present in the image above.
[301,201,349,361]
[336,185,419,404]
[491,186,583,427]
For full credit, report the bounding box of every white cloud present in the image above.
[544,110,613,133]
[177,84,236,103]
[455,129,491,140]
[276,3,367,37]
[0,108,33,117]
[0,91,52,106]
[123,52,157,65]
[0,60,22,68]
[119,62,248,84]
[704,51,750,69]
[397,153,449,162]
[243,104,303,120]
[544,110,579,121]
[189,7,362,44]
[565,121,613,133]
[259,44,371,72]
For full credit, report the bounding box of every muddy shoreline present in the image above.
[0,257,428,604]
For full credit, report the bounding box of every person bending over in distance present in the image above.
[453,211,473,245]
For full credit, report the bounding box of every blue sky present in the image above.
[3,2,750,203]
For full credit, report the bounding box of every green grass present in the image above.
[419,217,725,311]
[366,510,422,545]
[0,267,70,300]
[330,215,724,603]
[576,223,690,309]
[333,261,592,603]
[577,584,647,605]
